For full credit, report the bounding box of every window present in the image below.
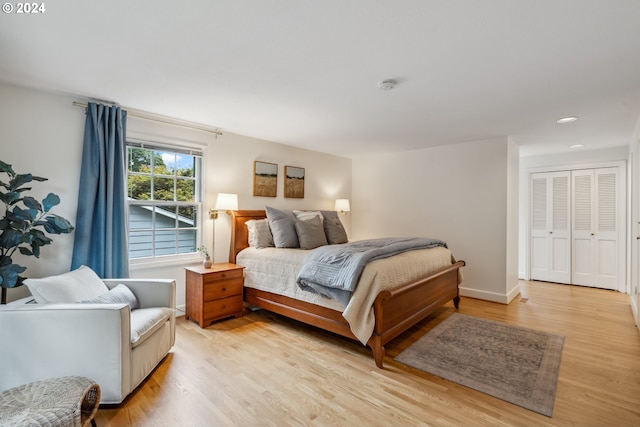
[127,141,203,259]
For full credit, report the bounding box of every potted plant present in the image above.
[196,245,212,268]
[0,160,74,304]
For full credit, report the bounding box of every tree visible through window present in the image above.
[127,143,202,259]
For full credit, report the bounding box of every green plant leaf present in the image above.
[0,228,23,249]
[28,228,52,246]
[11,206,36,222]
[0,161,14,175]
[22,196,43,212]
[42,193,60,212]
[44,215,74,234]
[0,262,27,288]
[10,173,33,191]
[5,210,27,226]
[0,191,20,205]
[19,247,33,256]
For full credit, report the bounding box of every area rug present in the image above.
[395,313,564,417]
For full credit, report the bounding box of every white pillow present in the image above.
[24,265,109,304]
[293,210,324,223]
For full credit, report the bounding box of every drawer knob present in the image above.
[222,287,227,292]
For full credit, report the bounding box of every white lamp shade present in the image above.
[335,199,350,213]
[215,193,239,211]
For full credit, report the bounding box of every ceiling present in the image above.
[2,0,640,158]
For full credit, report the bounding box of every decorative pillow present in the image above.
[23,265,109,304]
[321,210,349,244]
[265,206,299,248]
[246,219,274,248]
[295,215,328,250]
[80,283,139,310]
[293,210,324,223]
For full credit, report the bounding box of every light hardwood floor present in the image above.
[95,281,640,426]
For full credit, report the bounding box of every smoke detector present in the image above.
[378,79,397,91]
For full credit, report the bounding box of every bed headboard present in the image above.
[228,210,266,263]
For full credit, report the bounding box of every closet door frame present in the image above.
[527,160,627,293]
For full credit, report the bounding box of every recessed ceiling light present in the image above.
[556,116,578,124]
[569,144,584,149]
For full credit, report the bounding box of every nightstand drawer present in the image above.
[203,279,243,301]
[202,268,243,283]
[204,296,243,319]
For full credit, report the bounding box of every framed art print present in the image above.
[284,165,305,198]
[253,161,278,197]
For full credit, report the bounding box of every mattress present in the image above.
[237,245,455,344]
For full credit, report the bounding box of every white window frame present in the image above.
[126,139,204,268]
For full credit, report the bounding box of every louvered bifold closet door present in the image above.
[572,168,618,289]
[530,171,571,283]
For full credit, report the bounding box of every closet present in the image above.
[530,164,624,290]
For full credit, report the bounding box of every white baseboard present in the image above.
[175,304,186,317]
[459,284,521,304]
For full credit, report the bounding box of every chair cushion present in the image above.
[130,307,173,348]
[23,266,108,304]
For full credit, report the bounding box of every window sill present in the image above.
[129,253,202,271]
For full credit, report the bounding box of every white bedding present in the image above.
[237,245,455,345]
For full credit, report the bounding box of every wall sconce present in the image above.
[335,199,350,215]
[210,193,239,219]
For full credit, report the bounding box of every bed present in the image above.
[228,209,465,368]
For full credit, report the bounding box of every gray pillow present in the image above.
[80,283,139,310]
[321,210,348,244]
[266,206,299,248]
[295,215,328,249]
[246,219,274,248]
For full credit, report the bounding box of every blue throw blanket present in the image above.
[296,237,447,306]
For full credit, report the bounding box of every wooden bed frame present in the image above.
[228,210,465,368]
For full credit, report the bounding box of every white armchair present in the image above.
[0,278,176,404]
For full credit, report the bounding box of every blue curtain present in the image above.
[71,103,129,278]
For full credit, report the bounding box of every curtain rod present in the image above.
[72,101,223,138]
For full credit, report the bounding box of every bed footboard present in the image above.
[367,260,465,368]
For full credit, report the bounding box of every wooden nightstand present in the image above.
[184,263,244,328]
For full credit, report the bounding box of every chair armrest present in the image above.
[0,304,131,399]
[103,279,176,310]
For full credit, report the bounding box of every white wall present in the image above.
[518,146,630,280]
[0,83,352,309]
[204,132,352,263]
[1,83,85,301]
[351,137,520,303]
